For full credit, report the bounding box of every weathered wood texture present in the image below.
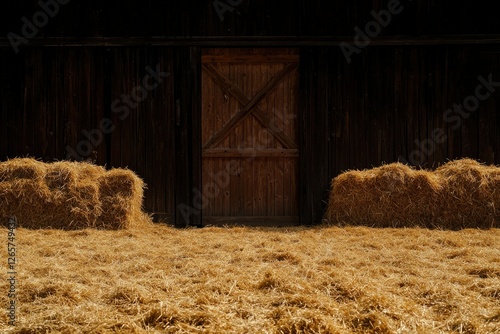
[201,49,299,223]
[0,47,177,218]
[1,44,500,224]
[300,45,500,224]
[174,47,202,227]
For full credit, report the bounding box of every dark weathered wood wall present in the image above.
[0,47,179,217]
[300,45,500,224]
[1,1,500,225]
[2,45,499,225]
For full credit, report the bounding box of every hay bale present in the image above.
[435,159,499,228]
[326,163,442,227]
[42,161,106,229]
[325,158,499,229]
[45,161,106,190]
[45,162,78,190]
[0,179,52,212]
[407,172,443,224]
[0,158,46,181]
[0,158,145,230]
[98,169,145,229]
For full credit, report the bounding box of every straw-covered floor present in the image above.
[325,158,500,229]
[0,158,146,229]
[0,224,498,333]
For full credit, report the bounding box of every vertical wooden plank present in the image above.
[331,49,344,178]
[267,64,277,217]
[54,49,66,160]
[190,46,203,226]
[383,49,394,164]
[290,64,300,217]
[242,157,253,216]
[418,48,428,167]
[63,49,73,160]
[205,159,215,217]
[431,46,445,166]
[243,62,254,216]
[283,157,292,216]
[262,64,272,216]
[290,157,299,216]
[0,50,7,159]
[109,48,123,167]
[165,48,177,215]
[252,62,260,216]
[394,47,405,162]
[222,158,231,216]
[174,47,190,227]
[299,47,331,225]
[274,62,285,216]
[254,157,266,216]
[220,63,232,216]
[121,48,134,168]
[229,63,242,216]
[201,61,213,217]
[406,47,418,166]
[30,50,43,158]
[145,47,175,215]
[220,62,231,152]
[299,48,313,225]
[275,157,284,216]
[339,49,351,172]
[175,46,201,227]
[275,64,285,149]
[0,50,24,160]
[19,50,30,157]
[484,52,500,164]
[213,62,225,217]
[44,50,56,160]
[214,158,223,216]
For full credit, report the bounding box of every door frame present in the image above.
[174,46,319,227]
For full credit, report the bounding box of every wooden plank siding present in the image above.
[0,47,178,222]
[174,47,202,227]
[299,45,500,223]
[1,44,500,225]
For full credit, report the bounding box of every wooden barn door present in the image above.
[201,48,299,226]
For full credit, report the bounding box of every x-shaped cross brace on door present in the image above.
[202,63,299,150]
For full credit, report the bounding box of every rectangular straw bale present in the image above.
[47,180,103,229]
[0,179,53,229]
[325,159,499,229]
[0,158,145,230]
[434,159,498,229]
[45,162,79,190]
[407,171,443,224]
[0,158,46,182]
[98,168,145,229]
[326,163,442,227]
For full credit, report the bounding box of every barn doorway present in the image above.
[201,48,300,226]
